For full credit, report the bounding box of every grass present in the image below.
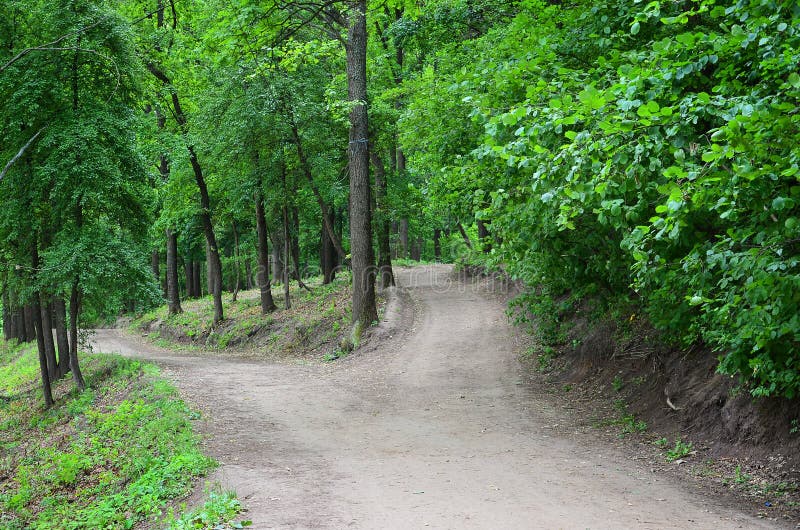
[0,340,225,529]
[164,488,250,529]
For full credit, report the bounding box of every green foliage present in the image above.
[404,0,800,398]
[0,344,214,529]
[164,489,249,530]
[665,438,694,462]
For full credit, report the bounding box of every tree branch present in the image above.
[0,127,46,182]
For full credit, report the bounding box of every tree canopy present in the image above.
[2,0,799,403]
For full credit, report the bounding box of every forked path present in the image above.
[93,265,777,529]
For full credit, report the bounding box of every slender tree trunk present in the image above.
[184,258,193,299]
[433,228,442,261]
[151,250,160,286]
[31,245,53,407]
[232,220,241,302]
[146,63,224,324]
[23,304,35,343]
[370,152,394,288]
[53,297,70,379]
[255,190,277,313]
[68,280,85,390]
[38,294,58,382]
[2,286,12,341]
[411,237,422,261]
[193,261,201,297]
[245,260,253,290]
[347,0,378,327]
[166,229,182,314]
[321,205,338,284]
[399,219,409,259]
[283,203,291,310]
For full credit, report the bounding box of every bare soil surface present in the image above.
[91,265,785,529]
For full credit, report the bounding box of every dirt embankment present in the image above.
[458,266,800,520]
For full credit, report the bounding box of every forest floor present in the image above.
[92,265,794,529]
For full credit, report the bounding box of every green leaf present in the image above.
[631,21,641,35]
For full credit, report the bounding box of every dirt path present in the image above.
[92,265,779,529]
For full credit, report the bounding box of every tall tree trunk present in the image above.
[151,250,160,287]
[321,205,338,284]
[399,219,409,259]
[32,293,54,407]
[184,258,194,299]
[53,298,70,379]
[39,295,57,382]
[31,245,53,407]
[347,0,378,327]
[245,260,253,290]
[282,203,291,310]
[255,190,277,313]
[146,62,224,324]
[68,279,85,390]
[370,152,395,288]
[270,228,284,286]
[290,205,303,283]
[410,238,422,261]
[232,220,241,302]
[433,228,442,261]
[193,261,201,298]
[24,304,35,343]
[166,229,182,314]
[2,286,12,342]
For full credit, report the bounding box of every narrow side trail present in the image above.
[92,265,777,529]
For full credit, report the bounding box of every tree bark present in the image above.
[166,229,182,314]
[282,202,291,310]
[321,205,338,284]
[370,152,395,288]
[31,245,53,407]
[232,220,241,302]
[184,258,194,298]
[68,280,85,390]
[347,0,378,327]
[193,260,201,297]
[53,297,70,379]
[24,303,35,343]
[433,228,442,261]
[151,249,160,286]
[255,189,277,313]
[38,294,58,382]
[399,218,409,259]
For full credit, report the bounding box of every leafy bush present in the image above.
[406,0,800,398]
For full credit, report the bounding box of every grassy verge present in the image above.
[0,340,236,529]
[131,274,372,361]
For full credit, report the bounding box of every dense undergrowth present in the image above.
[131,274,361,361]
[0,340,241,529]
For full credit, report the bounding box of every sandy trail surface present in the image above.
[92,265,778,529]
